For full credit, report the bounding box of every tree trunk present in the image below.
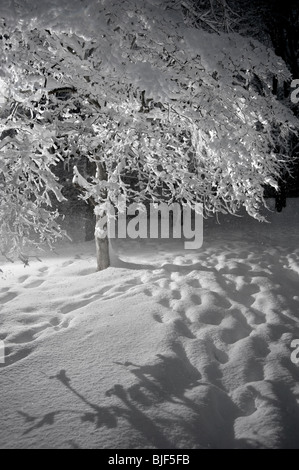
[95,221,110,270]
[95,161,110,271]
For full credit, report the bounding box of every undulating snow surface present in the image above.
[1,200,299,449]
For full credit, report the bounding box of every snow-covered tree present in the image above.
[0,83,66,264]
[1,0,298,269]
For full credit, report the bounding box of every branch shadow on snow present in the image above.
[110,351,240,449]
[16,352,258,449]
[17,369,173,448]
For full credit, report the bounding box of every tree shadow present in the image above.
[111,352,240,449]
[17,350,242,449]
[17,368,173,448]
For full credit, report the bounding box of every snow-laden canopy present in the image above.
[0,0,298,262]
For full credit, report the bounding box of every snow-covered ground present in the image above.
[1,199,299,449]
